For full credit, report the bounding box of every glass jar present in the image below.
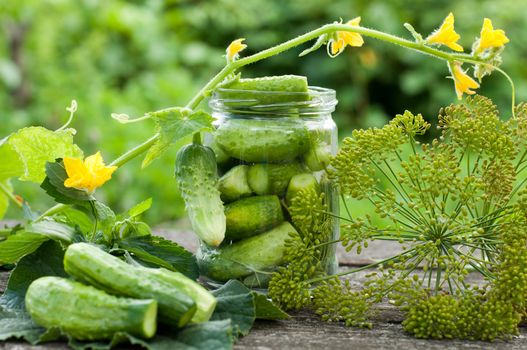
[197,86,339,288]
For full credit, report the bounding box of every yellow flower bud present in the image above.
[226,38,247,61]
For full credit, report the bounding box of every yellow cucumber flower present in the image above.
[475,18,509,53]
[426,13,463,52]
[63,152,117,193]
[226,38,247,61]
[329,17,364,57]
[449,62,480,99]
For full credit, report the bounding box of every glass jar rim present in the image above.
[209,86,338,117]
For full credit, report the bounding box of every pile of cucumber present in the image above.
[176,75,333,287]
[25,243,216,341]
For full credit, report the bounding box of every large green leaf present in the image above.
[211,280,255,337]
[0,241,67,310]
[142,108,213,168]
[63,320,234,350]
[0,233,49,265]
[0,241,67,344]
[0,220,75,265]
[6,127,83,183]
[252,292,289,320]
[0,139,24,181]
[118,235,199,279]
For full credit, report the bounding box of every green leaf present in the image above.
[92,201,116,243]
[64,320,234,350]
[118,235,199,279]
[252,292,289,320]
[59,207,94,235]
[211,280,255,337]
[41,160,94,204]
[0,179,13,219]
[0,241,67,310]
[0,219,75,265]
[6,127,83,183]
[142,108,213,168]
[0,232,49,265]
[26,219,76,242]
[128,197,153,218]
[0,241,68,344]
[0,309,44,344]
[0,139,24,181]
[168,319,234,350]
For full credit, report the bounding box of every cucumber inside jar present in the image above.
[200,77,338,287]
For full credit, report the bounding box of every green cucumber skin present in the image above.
[225,195,284,240]
[175,143,226,247]
[218,165,252,203]
[286,173,320,205]
[197,221,296,282]
[64,243,197,327]
[25,277,157,340]
[219,75,310,105]
[146,268,217,323]
[247,162,305,196]
[215,119,310,163]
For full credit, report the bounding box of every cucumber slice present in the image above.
[304,141,332,171]
[197,221,297,282]
[286,173,320,205]
[225,195,284,240]
[247,162,306,196]
[218,165,252,203]
[219,75,310,105]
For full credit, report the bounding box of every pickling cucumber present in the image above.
[197,221,296,282]
[286,173,320,205]
[215,118,310,163]
[64,243,198,327]
[146,268,217,323]
[218,165,252,203]
[175,143,226,247]
[25,276,157,340]
[247,162,305,196]
[225,195,284,240]
[218,75,310,105]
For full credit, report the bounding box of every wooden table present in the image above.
[1,224,526,349]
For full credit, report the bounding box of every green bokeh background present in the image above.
[1,0,526,222]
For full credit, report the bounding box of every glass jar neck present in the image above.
[209,86,337,118]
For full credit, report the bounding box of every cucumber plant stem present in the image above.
[0,181,22,208]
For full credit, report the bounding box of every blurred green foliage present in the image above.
[1,0,526,222]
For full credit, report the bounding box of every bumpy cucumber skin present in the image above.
[197,221,296,282]
[146,268,217,323]
[225,195,284,240]
[175,143,226,247]
[247,162,305,196]
[218,165,252,203]
[25,277,157,340]
[219,75,310,104]
[215,119,310,163]
[64,243,197,327]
